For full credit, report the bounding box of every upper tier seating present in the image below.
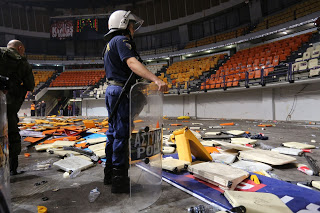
[253,0,320,33]
[200,32,312,90]
[50,70,105,87]
[185,26,249,49]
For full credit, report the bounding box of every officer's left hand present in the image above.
[155,80,168,92]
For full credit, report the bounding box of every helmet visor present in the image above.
[130,13,144,32]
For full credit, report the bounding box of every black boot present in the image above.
[111,166,130,194]
[104,162,113,185]
[10,156,18,176]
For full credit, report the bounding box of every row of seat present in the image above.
[185,26,248,49]
[27,54,101,61]
[50,70,105,87]
[295,44,320,62]
[160,54,226,85]
[253,0,320,33]
[220,33,311,75]
[140,46,179,56]
[33,70,55,88]
[200,32,313,90]
[184,0,316,51]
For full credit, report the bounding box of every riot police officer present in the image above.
[103,10,168,193]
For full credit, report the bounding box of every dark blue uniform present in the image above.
[103,35,136,167]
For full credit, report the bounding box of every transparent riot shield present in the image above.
[127,82,163,212]
[0,90,11,213]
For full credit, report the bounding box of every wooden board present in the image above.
[204,132,221,135]
[53,156,94,172]
[161,158,191,172]
[188,162,249,190]
[200,140,221,147]
[231,160,272,172]
[271,147,303,156]
[94,149,106,158]
[50,149,81,157]
[163,146,175,154]
[88,142,106,152]
[312,181,320,190]
[216,141,253,151]
[210,152,237,164]
[51,141,76,148]
[86,137,107,145]
[224,191,293,213]
[239,149,296,165]
[282,142,316,149]
[225,130,245,136]
[35,144,53,151]
[231,138,257,145]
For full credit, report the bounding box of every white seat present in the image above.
[309,67,320,76]
[303,52,310,61]
[308,59,318,69]
[292,63,299,72]
[315,45,320,52]
[295,58,303,62]
[299,61,308,71]
[307,47,314,54]
[312,50,320,59]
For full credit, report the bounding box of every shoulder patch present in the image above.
[125,42,132,50]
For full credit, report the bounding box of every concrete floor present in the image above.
[10,118,320,213]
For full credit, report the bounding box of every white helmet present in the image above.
[104,10,144,40]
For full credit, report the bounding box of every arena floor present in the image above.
[10,117,320,213]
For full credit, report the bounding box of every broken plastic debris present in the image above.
[297,164,313,176]
[220,122,234,126]
[70,169,81,179]
[88,187,100,202]
[24,153,31,157]
[37,206,47,213]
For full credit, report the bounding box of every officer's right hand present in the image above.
[155,79,168,92]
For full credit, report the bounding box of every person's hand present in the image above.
[155,79,168,92]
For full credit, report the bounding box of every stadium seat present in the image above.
[306,47,314,54]
[292,62,300,72]
[312,50,320,59]
[303,52,311,61]
[308,59,318,69]
[299,61,308,71]
[295,58,303,62]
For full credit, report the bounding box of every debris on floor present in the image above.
[15,117,320,212]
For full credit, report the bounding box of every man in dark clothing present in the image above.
[103,10,168,193]
[41,100,46,117]
[3,40,35,175]
[36,102,41,116]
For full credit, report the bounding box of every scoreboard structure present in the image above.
[76,18,98,33]
[50,15,109,40]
